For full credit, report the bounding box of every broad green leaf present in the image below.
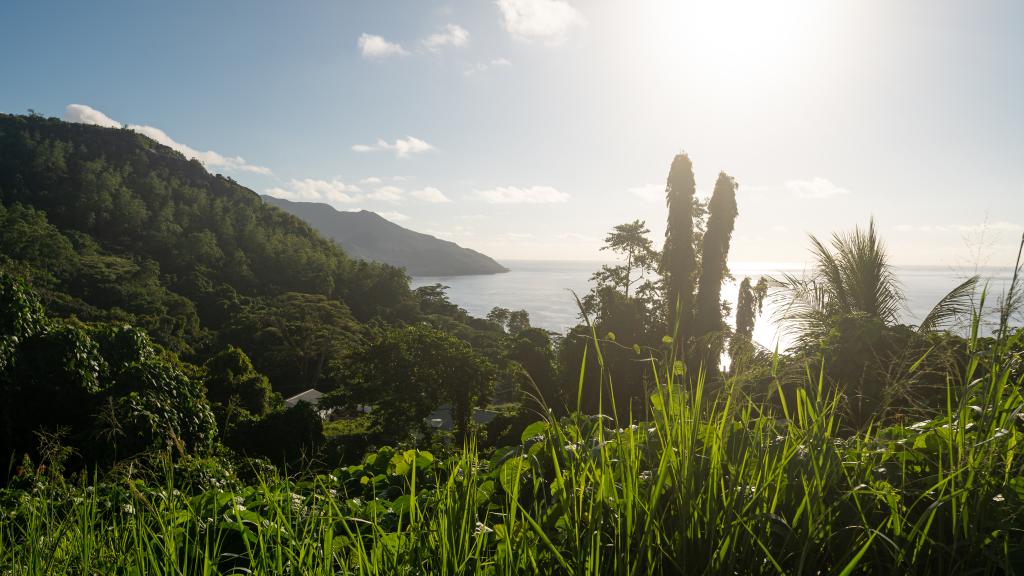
[521,420,547,443]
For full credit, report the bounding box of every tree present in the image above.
[485,306,531,336]
[225,292,362,395]
[561,273,664,423]
[662,154,698,347]
[584,220,663,331]
[773,219,978,347]
[487,307,512,329]
[593,220,660,298]
[338,324,496,443]
[771,221,982,426]
[693,172,739,368]
[203,345,276,417]
[729,277,768,373]
[227,402,323,468]
[506,327,561,410]
[506,310,531,336]
[416,283,465,318]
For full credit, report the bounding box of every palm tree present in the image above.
[773,219,978,348]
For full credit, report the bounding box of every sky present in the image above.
[2,0,1023,266]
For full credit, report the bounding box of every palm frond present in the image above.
[768,272,830,349]
[808,233,846,315]
[918,275,980,333]
[831,219,903,323]
[772,220,907,348]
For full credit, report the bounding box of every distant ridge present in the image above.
[262,196,508,277]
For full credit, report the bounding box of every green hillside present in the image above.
[0,113,417,390]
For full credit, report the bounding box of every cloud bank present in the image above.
[265,178,363,204]
[266,180,452,210]
[65,104,272,175]
[476,185,569,204]
[352,136,435,158]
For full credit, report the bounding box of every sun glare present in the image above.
[623,0,833,89]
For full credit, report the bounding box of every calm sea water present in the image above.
[412,261,1017,349]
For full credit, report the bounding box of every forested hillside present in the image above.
[0,113,547,472]
[0,113,417,390]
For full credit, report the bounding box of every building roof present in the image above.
[283,388,325,408]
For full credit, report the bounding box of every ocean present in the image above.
[412,260,1018,349]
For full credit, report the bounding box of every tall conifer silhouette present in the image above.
[662,154,697,346]
[694,172,738,366]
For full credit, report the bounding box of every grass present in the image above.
[2,318,1023,574]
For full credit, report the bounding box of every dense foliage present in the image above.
[0,272,216,468]
[0,113,416,393]
[3,116,1024,573]
[0,114,535,467]
[3,321,1023,574]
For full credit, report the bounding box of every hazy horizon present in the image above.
[3,0,1022,266]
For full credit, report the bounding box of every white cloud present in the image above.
[464,58,513,76]
[423,24,470,51]
[377,211,410,223]
[64,104,272,175]
[367,186,404,203]
[784,177,850,199]
[64,104,120,128]
[133,125,273,175]
[266,179,427,209]
[476,185,569,204]
[351,136,435,158]
[410,187,451,203]
[360,176,383,185]
[265,178,363,204]
[495,0,585,44]
[358,33,408,58]
[628,184,664,202]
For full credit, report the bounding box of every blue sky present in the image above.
[2,0,1022,265]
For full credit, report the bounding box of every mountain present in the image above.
[0,112,418,391]
[262,196,509,277]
